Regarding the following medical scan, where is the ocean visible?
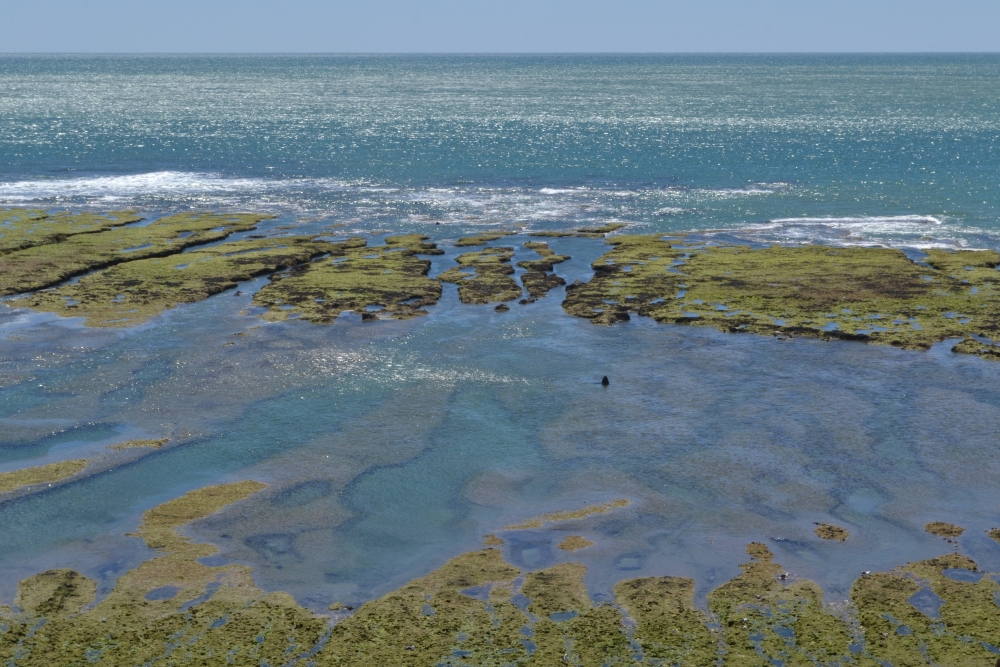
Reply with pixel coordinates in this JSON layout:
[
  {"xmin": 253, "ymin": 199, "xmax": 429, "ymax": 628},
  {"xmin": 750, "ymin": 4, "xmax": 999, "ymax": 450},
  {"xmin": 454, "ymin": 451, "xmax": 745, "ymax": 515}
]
[{"xmin": 1, "ymin": 54, "xmax": 999, "ymax": 610}]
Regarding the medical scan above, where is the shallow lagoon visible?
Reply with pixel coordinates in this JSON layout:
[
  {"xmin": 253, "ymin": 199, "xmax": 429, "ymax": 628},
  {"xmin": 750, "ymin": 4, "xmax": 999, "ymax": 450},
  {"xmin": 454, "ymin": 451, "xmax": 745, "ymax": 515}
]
[{"xmin": 3, "ymin": 232, "xmax": 999, "ymax": 614}]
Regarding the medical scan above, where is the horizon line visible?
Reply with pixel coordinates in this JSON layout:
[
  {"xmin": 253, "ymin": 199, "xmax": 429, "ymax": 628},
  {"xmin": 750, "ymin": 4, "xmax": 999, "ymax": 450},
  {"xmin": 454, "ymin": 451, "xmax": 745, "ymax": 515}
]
[{"xmin": 2, "ymin": 51, "xmax": 1000, "ymax": 56}]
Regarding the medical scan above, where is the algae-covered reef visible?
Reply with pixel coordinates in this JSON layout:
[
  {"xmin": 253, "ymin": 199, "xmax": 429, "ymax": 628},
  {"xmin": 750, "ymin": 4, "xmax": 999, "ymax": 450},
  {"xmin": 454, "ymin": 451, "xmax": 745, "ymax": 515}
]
[
  {"xmin": 438, "ymin": 246, "xmax": 523, "ymax": 304},
  {"xmin": 529, "ymin": 223, "xmax": 626, "ymax": 238},
  {"xmin": 6, "ymin": 497, "xmax": 1000, "ymax": 667},
  {"xmin": 455, "ymin": 231, "xmax": 516, "ymax": 247},
  {"xmin": 563, "ymin": 234, "xmax": 1000, "ymax": 359},
  {"xmin": 0, "ymin": 481, "xmax": 329, "ymax": 667},
  {"xmin": 0, "ymin": 208, "xmax": 141, "ymax": 254},
  {"xmin": 519, "ymin": 241, "xmax": 570, "ymax": 299},
  {"xmin": 253, "ymin": 235, "xmax": 444, "ymax": 323},
  {"xmin": 0, "ymin": 212, "xmax": 269, "ymax": 297},
  {"xmin": 0, "ymin": 459, "xmax": 89, "ymax": 495},
  {"xmin": 14, "ymin": 237, "xmax": 330, "ymax": 327}
]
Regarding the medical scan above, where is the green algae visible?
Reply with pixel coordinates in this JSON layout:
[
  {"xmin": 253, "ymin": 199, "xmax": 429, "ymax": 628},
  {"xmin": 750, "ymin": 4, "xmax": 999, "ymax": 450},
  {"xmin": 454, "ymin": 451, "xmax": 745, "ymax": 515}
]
[
  {"xmin": 814, "ymin": 522, "xmax": 850, "ymax": 541},
  {"xmin": 15, "ymin": 570, "xmax": 96, "ymax": 618},
  {"xmin": 503, "ymin": 498, "xmax": 630, "ymax": 530},
  {"xmin": 925, "ymin": 521, "xmax": 964, "ymax": 538},
  {"xmin": 0, "ymin": 212, "xmax": 269, "ymax": 298},
  {"xmin": 455, "ymin": 231, "xmax": 516, "ymax": 247},
  {"xmin": 0, "ymin": 480, "xmax": 331, "ymax": 667},
  {"xmin": 253, "ymin": 235, "xmax": 443, "ymax": 323},
  {"xmin": 519, "ymin": 241, "xmax": 570, "ymax": 299},
  {"xmin": 614, "ymin": 576, "xmax": 717, "ymax": 666},
  {"xmin": 529, "ymin": 223, "xmax": 626, "ymax": 238},
  {"xmin": 108, "ymin": 438, "xmax": 170, "ymax": 450},
  {"xmin": 0, "ymin": 459, "xmax": 89, "ymax": 495},
  {"xmin": 5, "ymin": 509, "xmax": 1000, "ymax": 667},
  {"xmin": 438, "ymin": 246, "xmax": 523, "ymax": 304},
  {"xmin": 563, "ymin": 235, "xmax": 1000, "ymax": 358},
  {"xmin": 557, "ymin": 536, "xmax": 594, "ymax": 552},
  {"xmin": 0, "ymin": 208, "xmax": 141, "ymax": 254},
  {"xmin": 14, "ymin": 236, "xmax": 329, "ymax": 327}
]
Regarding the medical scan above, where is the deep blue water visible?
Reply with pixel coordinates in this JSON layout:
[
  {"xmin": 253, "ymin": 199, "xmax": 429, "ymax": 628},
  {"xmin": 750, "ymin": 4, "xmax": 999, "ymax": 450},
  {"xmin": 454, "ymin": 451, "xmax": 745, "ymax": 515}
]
[{"xmin": 1, "ymin": 55, "xmax": 1000, "ymax": 609}]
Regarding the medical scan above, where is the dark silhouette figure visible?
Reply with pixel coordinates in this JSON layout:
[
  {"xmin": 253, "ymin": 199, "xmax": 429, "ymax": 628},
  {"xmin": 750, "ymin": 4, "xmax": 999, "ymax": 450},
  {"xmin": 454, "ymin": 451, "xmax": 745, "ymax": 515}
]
[{"xmin": 601, "ymin": 376, "xmax": 609, "ymax": 386}]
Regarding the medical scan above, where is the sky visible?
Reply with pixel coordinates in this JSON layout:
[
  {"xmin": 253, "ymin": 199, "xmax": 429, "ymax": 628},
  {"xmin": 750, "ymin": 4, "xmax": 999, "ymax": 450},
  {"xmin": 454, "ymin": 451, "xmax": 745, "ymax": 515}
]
[{"xmin": 4, "ymin": 0, "xmax": 1000, "ymax": 54}]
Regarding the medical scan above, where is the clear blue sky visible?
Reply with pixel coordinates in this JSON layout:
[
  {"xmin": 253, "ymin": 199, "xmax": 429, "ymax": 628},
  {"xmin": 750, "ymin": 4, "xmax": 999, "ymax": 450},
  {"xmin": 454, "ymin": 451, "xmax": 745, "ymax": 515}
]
[{"xmin": 4, "ymin": 0, "xmax": 1000, "ymax": 53}]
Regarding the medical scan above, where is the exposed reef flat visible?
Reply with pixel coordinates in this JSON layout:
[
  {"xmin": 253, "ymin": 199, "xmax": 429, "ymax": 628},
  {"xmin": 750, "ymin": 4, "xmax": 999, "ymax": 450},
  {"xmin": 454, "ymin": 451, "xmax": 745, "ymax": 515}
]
[
  {"xmin": 529, "ymin": 222, "xmax": 626, "ymax": 238},
  {"xmin": 455, "ymin": 231, "xmax": 516, "ymax": 247},
  {"xmin": 5, "ymin": 208, "xmax": 1000, "ymax": 365},
  {"xmin": 563, "ymin": 234, "xmax": 1000, "ymax": 359},
  {"xmin": 503, "ymin": 498, "xmax": 630, "ymax": 530},
  {"xmin": 0, "ymin": 459, "xmax": 89, "ymax": 496},
  {"xmin": 0, "ymin": 208, "xmax": 140, "ymax": 254},
  {"xmin": 253, "ymin": 234, "xmax": 443, "ymax": 323},
  {"xmin": 518, "ymin": 241, "xmax": 570, "ymax": 299},
  {"xmin": 3, "ymin": 489, "xmax": 999, "ymax": 666},
  {"xmin": 108, "ymin": 438, "xmax": 170, "ymax": 450},
  {"xmin": 0, "ymin": 212, "xmax": 269, "ymax": 297},
  {"xmin": 814, "ymin": 522, "xmax": 850, "ymax": 541},
  {"xmin": 14, "ymin": 237, "xmax": 330, "ymax": 327},
  {"xmin": 438, "ymin": 246, "xmax": 524, "ymax": 304}
]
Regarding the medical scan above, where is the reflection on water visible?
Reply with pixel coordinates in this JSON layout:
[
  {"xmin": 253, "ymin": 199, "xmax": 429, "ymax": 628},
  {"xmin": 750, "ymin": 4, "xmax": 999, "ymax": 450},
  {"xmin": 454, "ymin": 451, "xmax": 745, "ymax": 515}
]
[{"xmin": 2, "ymin": 236, "xmax": 1000, "ymax": 610}]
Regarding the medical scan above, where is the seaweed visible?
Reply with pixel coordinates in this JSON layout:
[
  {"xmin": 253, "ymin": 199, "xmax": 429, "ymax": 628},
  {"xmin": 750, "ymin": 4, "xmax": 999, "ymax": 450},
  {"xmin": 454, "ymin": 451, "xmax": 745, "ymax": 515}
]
[
  {"xmin": 529, "ymin": 223, "xmax": 626, "ymax": 238},
  {"xmin": 0, "ymin": 208, "xmax": 141, "ymax": 254},
  {"xmin": 455, "ymin": 231, "xmax": 516, "ymax": 247},
  {"xmin": 438, "ymin": 246, "xmax": 523, "ymax": 304},
  {"xmin": 814, "ymin": 522, "xmax": 850, "ymax": 541},
  {"xmin": 563, "ymin": 235, "xmax": 1000, "ymax": 359},
  {"xmin": 108, "ymin": 438, "xmax": 170, "ymax": 450},
  {"xmin": 14, "ymin": 237, "xmax": 329, "ymax": 327},
  {"xmin": 519, "ymin": 241, "xmax": 570, "ymax": 299},
  {"xmin": 926, "ymin": 522, "xmax": 964, "ymax": 538},
  {"xmin": 5, "ymin": 518, "xmax": 1000, "ymax": 667},
  {"xmin": 614, "ymin": 576, "xmax": 717, "ymax": 665},
  {"xmin": 253, "ymin": 235, "xmax": 443, "ymax": 323},
  {"xmin": 0, "ymin": 212, "xmax": 270, "ymax": 297},
  {"xmin": 0, "ymin": 481, "xmax": 329, "ymax": 667},
  {"xmin": 0, "ymin": 459, "xmax": 89, "ymax": 495},
  {"xmin": 15, "ymin": 570, "xmax": 96, "ymax": 618},
  {"xmin": 558, "ymin": 536, "xmax": 594, "ymax": 552},
  {"xmin": 503, "ymin": 498, "xmax": 629, "ymax": 530}
]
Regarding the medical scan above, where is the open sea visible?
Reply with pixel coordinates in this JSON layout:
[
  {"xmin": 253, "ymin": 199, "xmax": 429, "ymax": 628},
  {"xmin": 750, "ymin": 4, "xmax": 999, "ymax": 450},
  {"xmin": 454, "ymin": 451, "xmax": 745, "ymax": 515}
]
[{"xmin": 2, "ymin": 54, "xmax": 1000, "ymax": 609}]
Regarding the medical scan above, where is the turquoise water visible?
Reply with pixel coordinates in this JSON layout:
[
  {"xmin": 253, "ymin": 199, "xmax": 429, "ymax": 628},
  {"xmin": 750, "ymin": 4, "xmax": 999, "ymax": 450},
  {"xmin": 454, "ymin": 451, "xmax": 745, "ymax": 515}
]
[{"xmin": 2, "ymin": 55, "xmax": 1000, "ymax": 608}]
